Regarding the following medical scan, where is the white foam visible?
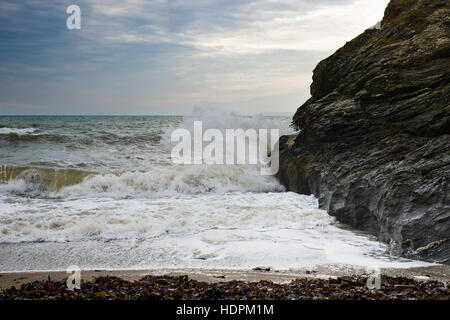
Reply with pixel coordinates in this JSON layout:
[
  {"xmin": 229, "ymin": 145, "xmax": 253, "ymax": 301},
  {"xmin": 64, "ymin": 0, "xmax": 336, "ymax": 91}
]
[
  {"xmin": 0, "ymin": 127, "xmax": 38, "ymax": 135},
  {"xmin": 0, "ymin": 192, "xmax": 434, "ymax": 271},
  {"xmin": 0, "ymin": 192, "xmax": 319, "ymax": 243},
  {"xmin": 55, "ymin": 165, "xmax": 284, "ymax": 199}
]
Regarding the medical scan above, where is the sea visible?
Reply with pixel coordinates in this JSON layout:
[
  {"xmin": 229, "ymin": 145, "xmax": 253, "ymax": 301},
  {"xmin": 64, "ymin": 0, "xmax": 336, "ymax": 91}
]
[{"xmin": 0, "ymin": 114, "xmax": 433, "ymax": 272}]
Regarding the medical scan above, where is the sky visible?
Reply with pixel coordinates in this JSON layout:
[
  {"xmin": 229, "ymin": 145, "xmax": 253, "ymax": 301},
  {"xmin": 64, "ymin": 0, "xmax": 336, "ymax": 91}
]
[{"xmin": 0, "ymin": 0, "xmax": 390, "ymax": 115}]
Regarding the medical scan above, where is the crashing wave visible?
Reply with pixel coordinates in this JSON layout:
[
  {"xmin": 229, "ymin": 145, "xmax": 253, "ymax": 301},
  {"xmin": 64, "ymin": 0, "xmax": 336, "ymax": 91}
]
[
  {"xmin": 0, "ymin": 127, "xmax": 39, "ymax": 135},
  {"xmin": 0, "ymin": 165, "xmax": 285, "ymax": 198}
]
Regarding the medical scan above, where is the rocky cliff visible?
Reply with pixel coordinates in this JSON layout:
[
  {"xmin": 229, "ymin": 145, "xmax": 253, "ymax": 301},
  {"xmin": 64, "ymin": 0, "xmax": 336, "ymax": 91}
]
[{"xmin": 278, "ymin": 0, "xmax": 450, "ymax": 264}]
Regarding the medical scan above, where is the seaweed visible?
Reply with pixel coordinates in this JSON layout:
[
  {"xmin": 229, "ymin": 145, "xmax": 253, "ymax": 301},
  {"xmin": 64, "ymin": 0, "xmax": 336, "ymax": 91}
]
[{"xmin": 0, "ymin": 275, "xmax": 448, "ymax": 300}]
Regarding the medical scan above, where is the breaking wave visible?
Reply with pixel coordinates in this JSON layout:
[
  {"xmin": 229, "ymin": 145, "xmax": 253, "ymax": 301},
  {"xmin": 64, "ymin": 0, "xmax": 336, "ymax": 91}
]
[
  {"xmin": 0, "ymin": 165, "xmax": 285, "ymax": 199},
  {"xmin": 0, "ymin": 127, "xmax": 40, "ymax": 135},
  {"xmin": 0, "ymin": 113, "xmax": 290, "ymax": 198}
]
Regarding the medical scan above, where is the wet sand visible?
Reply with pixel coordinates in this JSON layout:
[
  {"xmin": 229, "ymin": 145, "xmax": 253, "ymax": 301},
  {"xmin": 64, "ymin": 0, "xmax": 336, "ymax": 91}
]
[{"xmin": 1, "ymin": 265, "xmax": 449, "ymax": 289}]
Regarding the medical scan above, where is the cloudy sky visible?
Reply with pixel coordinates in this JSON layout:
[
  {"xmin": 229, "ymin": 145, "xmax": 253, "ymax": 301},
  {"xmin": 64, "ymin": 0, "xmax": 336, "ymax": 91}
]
[{"xmin": 0, "ymin": 0, "xmax": 389, "ymax": 115}]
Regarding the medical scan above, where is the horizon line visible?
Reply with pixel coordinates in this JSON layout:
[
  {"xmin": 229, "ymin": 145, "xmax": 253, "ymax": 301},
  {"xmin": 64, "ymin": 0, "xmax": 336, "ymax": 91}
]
[{"xmin": 0, "ymin": 113, "xmax": 293, "ymax": 117}]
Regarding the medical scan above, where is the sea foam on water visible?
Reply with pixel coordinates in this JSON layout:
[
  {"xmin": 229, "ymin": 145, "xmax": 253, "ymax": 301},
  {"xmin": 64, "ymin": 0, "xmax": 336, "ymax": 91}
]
[{"xmin": 0, "ymin": 115, "xmax": 435, "ymax": 272}]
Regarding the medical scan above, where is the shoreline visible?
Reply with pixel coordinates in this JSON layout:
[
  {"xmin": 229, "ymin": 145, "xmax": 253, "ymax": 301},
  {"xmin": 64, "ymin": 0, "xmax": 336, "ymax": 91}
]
[{"xmin": 1, "ymin": 265, "xmax": 449, "ymax": 290}]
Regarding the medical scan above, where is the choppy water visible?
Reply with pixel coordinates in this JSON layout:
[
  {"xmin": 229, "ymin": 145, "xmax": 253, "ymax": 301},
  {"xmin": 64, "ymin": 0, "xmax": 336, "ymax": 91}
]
[{"xmin": 0, "ymin": 115, "xmax": 433, "ymax": 272}]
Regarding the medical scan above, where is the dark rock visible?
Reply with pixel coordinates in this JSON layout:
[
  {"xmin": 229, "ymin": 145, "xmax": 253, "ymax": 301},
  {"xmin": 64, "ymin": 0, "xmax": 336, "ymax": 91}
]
[
  {"xmin": 252, "ymin": 267, "xmax": 271, "ymax": 272},
  {"xmin": 277, "ymin": 0, "xmax": 450, "ymax": 264}
]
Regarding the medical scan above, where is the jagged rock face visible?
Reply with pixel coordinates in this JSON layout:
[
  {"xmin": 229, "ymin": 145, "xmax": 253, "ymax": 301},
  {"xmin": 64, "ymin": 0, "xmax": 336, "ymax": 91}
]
[{"xmin": 278, "ymin": 0, "xmax": 450, "ymax": 264}]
